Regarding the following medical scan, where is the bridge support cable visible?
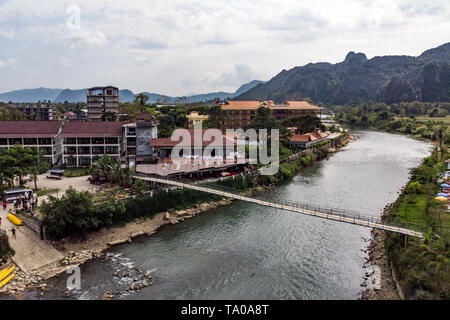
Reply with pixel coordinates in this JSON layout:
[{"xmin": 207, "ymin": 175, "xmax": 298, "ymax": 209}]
[{"xmin": 133, "ymin": 176, "xmax": 424, "ymax": 238}]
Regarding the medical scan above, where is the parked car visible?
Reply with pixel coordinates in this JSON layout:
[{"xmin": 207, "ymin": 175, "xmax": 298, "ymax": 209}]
[{"xmin": 46, "ymin": 169, "xmax": 65, "ymax": 180}]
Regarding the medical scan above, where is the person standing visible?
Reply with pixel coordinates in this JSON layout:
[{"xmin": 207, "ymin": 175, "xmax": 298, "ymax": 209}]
[
  {"xmin": 2, "ymin": 200, "xmax": 6, "ymax": 211},
  {"xmin": 0, "ymin": 217, "xmax": 2, "ymax": 227},
  {"xmin": 10, "ymin": 228, "xmax": 16, "ymax": 239}
]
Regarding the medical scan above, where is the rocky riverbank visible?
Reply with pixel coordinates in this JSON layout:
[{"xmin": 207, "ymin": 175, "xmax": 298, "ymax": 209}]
[
  {"xmin": 0, "ymin": 198, "xmax": 234, "ymax": 297},
  {"xmin": 360, "ymin": 202, "xmax": 401, "ymax": 300},
  {"xmin": 1, "ymin": 133, "xmax": 353, "ymax": 298}
]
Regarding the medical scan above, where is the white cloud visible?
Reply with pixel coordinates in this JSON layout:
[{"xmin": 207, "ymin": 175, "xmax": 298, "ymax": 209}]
[
  {"xmin": 61, "ymin": 30, "xmax": 107, "ymax": 49},
  {"xmin": 0, "ymin": 58, "xmax": 16, "ymax": 68},
  {"xmin": 202, "ymin": 64, "xmax": 262, "ymax": 87},
  {"xmin": 0, "ymin": 28, "xmax": 15, "ymax": 38},
  {"xmin": 0, "ymin": 0, "xmax": 448, "ymax": 94}
]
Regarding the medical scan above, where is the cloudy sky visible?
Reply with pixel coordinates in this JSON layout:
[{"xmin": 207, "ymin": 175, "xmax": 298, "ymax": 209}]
[{"xmin": 0, "ymin": 0, "xmax": 449, "ymax": 96}]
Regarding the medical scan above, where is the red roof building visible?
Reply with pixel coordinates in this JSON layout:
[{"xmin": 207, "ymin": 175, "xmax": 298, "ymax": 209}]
[
  {"xmin": 0, "ymin": 120, "xmax": 62, "ymax": 138},
  {"xmin": 0, "ymin": 120, "xmax": 63, "ymax": 164},
  {"xmin": 221, "ymin": 100, "xmax": 323, "ymax": 129},
  {"xmin": 289, "ymin": 130, "xmax": 329, "ymax": 149},
  {"xmin": 150, "ymin": 129, "xmax": 236, "ymax": 159},
  {"xmin": 60, "ymin": 121, "xmax": 125, "ymax": 137}
]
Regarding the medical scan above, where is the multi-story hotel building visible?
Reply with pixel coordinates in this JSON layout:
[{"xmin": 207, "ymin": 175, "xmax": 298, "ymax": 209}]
[
  {"xmin": 5, "ymin": 103, "xmax": 55, "ymax": 120},
  {"xmin": 123, "ymin": 113, "xmax": 158, "ymax": 160},
  {"xmin": 61, "ymin": 122, "xmax": 124, "ymax": 167},
  {"xmin": 0, "ymin": 120, "xmax": 63, "ymax": 165},
  {"xmin": 87, "ymin": 86, "xmax": 119, "ymax": 121},
  {"xmin": 221, "ymin": 100, "xmax": 323, "ymax": 129},
  {"xmin": 0, "ymin": 115, "xmax": 159, "ymax": 167}
]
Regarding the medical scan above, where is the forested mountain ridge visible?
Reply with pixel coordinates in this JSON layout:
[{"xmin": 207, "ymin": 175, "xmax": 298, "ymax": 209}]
[{"xmin": 236, "ymin": 42, "xmax": 450, "ymax": 105}]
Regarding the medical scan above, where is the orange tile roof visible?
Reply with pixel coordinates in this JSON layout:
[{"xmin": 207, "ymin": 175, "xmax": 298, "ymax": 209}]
[
  {"xmin": 290, "ymin": 133, "xmax": 311, "ymax": 142},
  {"xmin": 283, "ymin": 101, "xmax": 322, "ymax": 110},
  {"xmin": 221, "ymin": 100, "xmax": 322, "ymax": 111},
  {"xmin": 221, "ymin": 101, "xmax": 262, "ymax": 110},
  {"xmin": 290, "ymin": 131, "xmax": 328, "ymax": 143}
]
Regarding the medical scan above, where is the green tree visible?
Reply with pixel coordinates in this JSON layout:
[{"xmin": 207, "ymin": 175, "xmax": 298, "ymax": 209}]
[
  {"xmin": 134, "ymin": 93, "xmax": 149, "ymax": 113},
  {"xmin": 205, "ymin": 105, "xmax": 229, "ymax": 130},
  {"xmin": 101, "ymin": 111, "xmax": 117, "ymax": 122},
  {"xmin": 40, "ymin": 187, "xmax": 103, "ymax": 239}
]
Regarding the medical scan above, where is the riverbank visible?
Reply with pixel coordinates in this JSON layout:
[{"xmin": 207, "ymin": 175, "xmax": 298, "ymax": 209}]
[
  {"xmin": 361, "ymin": 202, "xmax": 401, "ymax": 300},
  {"xmin": 0, "ymin": 197, "xmax": 236, "ymax": 297},
  {"xmin": 1, "ymin": 133, "xmax": 353, "ymax": 297},
  {"xmin": 363, "ymin": 147, "xmax": 450, "ymax": 300}
]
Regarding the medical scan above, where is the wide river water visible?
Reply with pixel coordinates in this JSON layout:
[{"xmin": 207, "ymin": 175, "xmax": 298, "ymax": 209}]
[{"xmin": 21, "ymin": 130, "xmax": 432, "ymax": 300}]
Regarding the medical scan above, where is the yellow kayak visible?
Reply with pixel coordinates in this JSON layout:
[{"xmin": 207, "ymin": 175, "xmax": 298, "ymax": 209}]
[
  {"xmin": 7, "ymin": 213, "xmax": 23, "ymax": 226},
  {"xmin": 0, "ymin": 273, "xmax": 15, "ymax": 289},
  {"xmin": 0, "ymin": 266, "xmax": 15, "ymax": 282}
]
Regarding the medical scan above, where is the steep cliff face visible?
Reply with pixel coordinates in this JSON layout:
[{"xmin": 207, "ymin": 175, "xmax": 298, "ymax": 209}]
[{"xmin": 236, "ymin": 43, "xmax": 450, "ymax": 104}]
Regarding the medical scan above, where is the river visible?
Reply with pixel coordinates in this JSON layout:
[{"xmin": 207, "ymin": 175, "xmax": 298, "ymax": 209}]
[{"xmin": 20, "ymin": 131, "xmax": 432, "ymax": 300}]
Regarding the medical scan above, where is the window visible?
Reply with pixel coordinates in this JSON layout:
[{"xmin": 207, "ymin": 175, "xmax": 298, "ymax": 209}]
[
  {"xmin": 127, "ymin": 137, "xmax": 136, "ymax": 146},
  {"xmin": 77, "ymin": 138, "xmax": 90, "ymax": 144},
  {"xmin": 106, "ymin": 146, "xmax": 118, "ymax": 154},
  {"xmin": 92, "ymin": 146, "xmax": 104, "ymax": 154},
  {"xmin": 92, "ymin": 137, "xmax": 104, "ymax": 144},
  {"xmin": 64, "ymin": 146, "xmax": 76, "ymax": 155},
  {"xmin": 38, "ymin": 138, "xmax": 51, "ymax": 145},
  {"xmin": 23, "ymin": 138, "xmax": 37, "ymax": 145},
  {"xmin": 79, "ymin": 157, "xmax": 91, "ymax": 167},
  {"xmin": 9, "ymin": 138, "xmax": 22, "ymax": 145},
  {"xmin": 64, "ymin": 138, "xmax": 77, "ymax": 144},
  {"xmin": 41, "ymin": 147, "xmax": 52, "ymax": 155},
  {"xmin": 78, "ymin": 146, "xmax": 90, "ymax": 155},
  {"xmin": 105, "ymin": 137, "xmax": 118, "ymax": 144},
  {"xmin": 65, "ymin": 156, "xmax": 77, "ymax": 166}
]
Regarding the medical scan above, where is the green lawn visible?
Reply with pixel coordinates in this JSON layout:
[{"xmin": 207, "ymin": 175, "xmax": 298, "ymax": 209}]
[
  {"xmin": 63, "ymin": 168, "xmax": 89, "ymax": 177},
  {"xmin": 36, "ymin": 188, "xmax": 59, "ymax": 197},
  {"xmin": 395, "ymin": 116, "xmax": 450, "ymax": 124}
]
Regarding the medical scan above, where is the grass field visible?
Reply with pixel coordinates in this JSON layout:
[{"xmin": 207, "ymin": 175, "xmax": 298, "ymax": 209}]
[
  {"xmin": 395, "ymin": 116, "xmax": 450, "ymax": 123},
  {"xmin": 63, "ymin": 167, "xmax": 89, "ymax": 177},
  {"xmin": 35, "ymin": 188, "xmax": 59, "ymax": 197}
]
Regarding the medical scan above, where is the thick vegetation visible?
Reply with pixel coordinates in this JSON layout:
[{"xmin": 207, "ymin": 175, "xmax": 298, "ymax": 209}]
[
  {"xmin": 0, "ymin": 144, "xmax": 50, "ymax": 192},
  {"xmin": 334, "ymin": 101, "xmax": 450, "ymax": 143},
  {"xmin": 384, "ymin": 150, "xmax": 450, "ymax": 299},
  {"xmin": 41, "ymin": 186, "xmax": 222, "ymax": 239}
]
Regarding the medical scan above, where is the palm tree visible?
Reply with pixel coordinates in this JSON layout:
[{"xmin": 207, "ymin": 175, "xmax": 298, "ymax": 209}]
[
  {"xmin": 134, "ymin": 94, "xmax": 149, "ymax": 113},
  {"xmin": 435, "ymin": 125, "xmax": 447, "ymax": 160}
]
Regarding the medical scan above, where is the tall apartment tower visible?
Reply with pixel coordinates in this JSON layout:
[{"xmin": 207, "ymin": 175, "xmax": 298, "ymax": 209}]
[{"xmin": 87, "ymin": 86, "xmax": 119, "ymax": 121}]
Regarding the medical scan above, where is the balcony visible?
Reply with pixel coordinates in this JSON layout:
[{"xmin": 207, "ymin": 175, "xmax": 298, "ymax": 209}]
[{"xmin": 92, "ymin": 138, "xmax": 105, "ymax": 145}]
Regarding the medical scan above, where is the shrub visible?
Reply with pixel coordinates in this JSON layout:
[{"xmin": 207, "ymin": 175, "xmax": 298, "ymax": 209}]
[{"xmin": 406, "ymin": 181, "xmax": 423, "ymax": 194}]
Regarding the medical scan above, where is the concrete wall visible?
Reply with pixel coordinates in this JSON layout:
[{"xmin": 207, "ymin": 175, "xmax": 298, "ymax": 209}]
[{"xmin": 136, "ymin": 125, "xmax": 157, "ymax": 157}]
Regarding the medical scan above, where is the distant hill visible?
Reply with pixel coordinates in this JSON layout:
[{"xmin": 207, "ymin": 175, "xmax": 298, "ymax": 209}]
[
  {"xmin": 53, "ymin": 89, "xmax": 136, "ymax": 103},
  {"xmin": 236, "ymin": 42, "xmax": 450, "ymax": 104},
  {"xmin": 0, "ymin": 87, "xmax": 63, "ymax": 103},
  {"xmin": 0, "ymin": 80, "xmax": 265, "ymax": 104}
]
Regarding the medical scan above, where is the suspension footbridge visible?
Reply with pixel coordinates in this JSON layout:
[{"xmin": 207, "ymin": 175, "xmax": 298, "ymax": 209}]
[{"xmin": 134, "ymin": 176, "xmax": 423, "ymax": 238}]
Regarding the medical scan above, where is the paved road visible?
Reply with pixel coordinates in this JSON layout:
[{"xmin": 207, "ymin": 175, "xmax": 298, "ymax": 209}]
[{"xmin": 0, "ymin": 203, "xmax": 63, "ymax": 272}]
